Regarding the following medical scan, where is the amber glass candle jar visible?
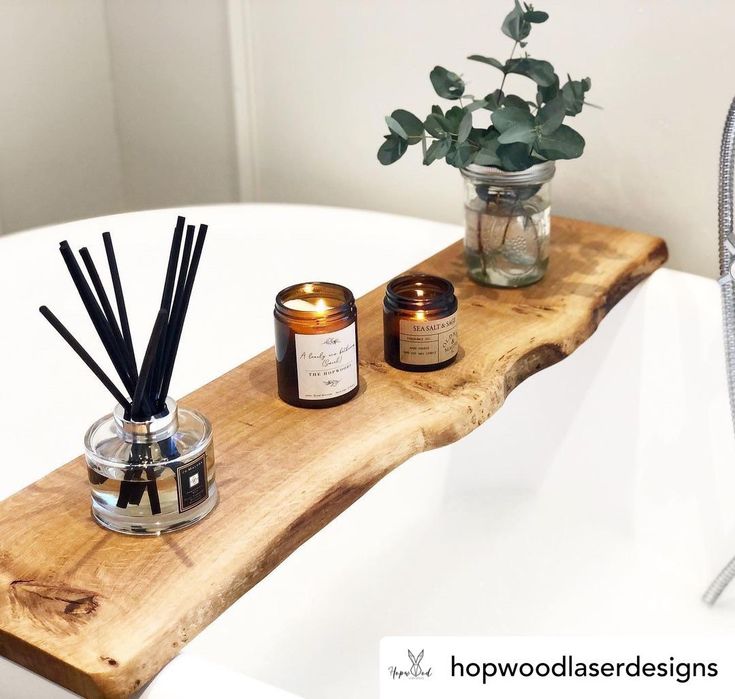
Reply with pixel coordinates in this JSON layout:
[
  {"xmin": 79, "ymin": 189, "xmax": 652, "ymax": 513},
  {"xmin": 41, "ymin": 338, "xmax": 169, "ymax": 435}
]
[
  {"xmin": 274, "ymin": 282, "xmax": 359, "ymax": 408},
  {"xmin": 383, "ymin": 274, "xmax": 459, "ymax": 372}
]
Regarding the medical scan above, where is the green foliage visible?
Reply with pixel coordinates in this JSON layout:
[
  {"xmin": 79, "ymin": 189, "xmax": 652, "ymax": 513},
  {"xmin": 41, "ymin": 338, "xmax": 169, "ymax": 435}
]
[
  {"xmin": 377, "ymin": 1, "xmax": 594, "ymax": 171},
  {"xmin": 429, "ymin": 66, "xmax": 465, "ymax": 100},
  {"xmin": 377, "ymin": 134, "xmax": 407, "ymax": 165}
]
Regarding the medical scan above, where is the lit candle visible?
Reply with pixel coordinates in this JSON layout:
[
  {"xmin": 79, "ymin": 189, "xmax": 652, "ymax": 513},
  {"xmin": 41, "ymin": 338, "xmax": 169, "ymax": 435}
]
[
  {"xmin": 283, "ymin": 297, "xmax": 333, "ymax": 313},
  {"xmin": 274, "ymin": 282, "xmax": 359, "ymax": 408},
  {"xmin": 383, "ymin": 274, "xmax": 458, "ymax": 371}
]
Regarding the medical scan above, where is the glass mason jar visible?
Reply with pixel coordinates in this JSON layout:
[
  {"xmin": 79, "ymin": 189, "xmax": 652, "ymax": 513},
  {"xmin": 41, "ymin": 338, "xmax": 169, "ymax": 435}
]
[
  {"xmin": 84, "ymin": 397, "xmax": 217, "ymax": 535},
  {"xmin": 461, "ymin": 161, "xmax": 554, "ymax": 287}
]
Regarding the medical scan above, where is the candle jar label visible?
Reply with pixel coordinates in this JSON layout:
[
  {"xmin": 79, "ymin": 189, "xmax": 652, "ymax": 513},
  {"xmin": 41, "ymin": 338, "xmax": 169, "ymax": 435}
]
[
  {"xmin": 294, "ymin": 323, "xmax": 358, "ymax": 400},
  {"xmin": 399, "ymin": 312, "xmax": 458, "ymax": 366}
]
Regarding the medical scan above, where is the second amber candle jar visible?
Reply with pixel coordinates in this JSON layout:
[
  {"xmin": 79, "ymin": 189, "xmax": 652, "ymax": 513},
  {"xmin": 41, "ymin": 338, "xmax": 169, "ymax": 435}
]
[
  {"xmin": 274, "ymin": 282, "xmax": 359, "ymax": 408},
  {"xmin": 383, "ymin": 274, "xmax": 459, "ymax": 371}
]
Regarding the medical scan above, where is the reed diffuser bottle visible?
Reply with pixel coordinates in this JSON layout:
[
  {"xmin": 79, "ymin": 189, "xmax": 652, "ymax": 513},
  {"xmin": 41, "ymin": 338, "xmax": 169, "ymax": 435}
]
[
  {"xmin": 40, "ymin": 215, "xmax": 218, "ymax": 535},
  {"xmin": 85, "ymin": 398, "xmax": 216, "ymax": 535}
]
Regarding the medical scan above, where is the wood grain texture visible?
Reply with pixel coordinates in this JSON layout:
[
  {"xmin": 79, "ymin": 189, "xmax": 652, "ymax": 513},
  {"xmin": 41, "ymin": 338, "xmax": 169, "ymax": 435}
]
[{"xmin": 0, "ymin": 218, "xmax": 667, "ymax": 697}]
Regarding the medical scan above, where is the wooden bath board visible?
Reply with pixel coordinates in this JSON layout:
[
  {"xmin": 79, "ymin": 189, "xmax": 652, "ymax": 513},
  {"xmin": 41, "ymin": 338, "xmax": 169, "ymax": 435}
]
[{"xmin": 0, "ymin": 217, "xmax": 667, "ymax": 697}]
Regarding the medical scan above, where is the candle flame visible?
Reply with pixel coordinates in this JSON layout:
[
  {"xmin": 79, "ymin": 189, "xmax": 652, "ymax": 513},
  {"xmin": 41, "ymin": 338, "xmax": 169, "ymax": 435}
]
[
  {"xmin": 415, "ymin": 310, "xmax": 426, "ymax": 321},
  {"xmin": 315, "ymin": 298, "xmax": 328, "ymax": 312}
]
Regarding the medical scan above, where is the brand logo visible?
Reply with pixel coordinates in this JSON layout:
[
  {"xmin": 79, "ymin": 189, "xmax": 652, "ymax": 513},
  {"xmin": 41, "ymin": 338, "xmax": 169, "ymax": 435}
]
[{"xmin": 389, "ymin": 649, "xmax": 432, "ymax": 680}]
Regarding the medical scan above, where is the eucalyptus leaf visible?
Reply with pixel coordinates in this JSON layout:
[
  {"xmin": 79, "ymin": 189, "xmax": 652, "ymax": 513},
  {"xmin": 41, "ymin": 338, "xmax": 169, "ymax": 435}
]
[
  {"xmin": 468, "ymin": 127, "xmax": 486, "ymax": 144},
  {"xmin": 524, "ymin": 10, "xmax": 549, "ymax": 22},
  {"xmin": 497, "ymin": 123, "xmax": 537, "ymax": 145},
  {"xmin": 476, "ymin": 127, "xmax": 501, "ymax": 147},
  {"xmin": 424, "ymin": 114, "xmax": 448, "ymax": 138},
  {"xmin": 502, "ymin": 0, "xmax": 531, "ymax": 41},
  {"xmin": 491, "ymin": 105, "xmax": 534, "ymax": 132},
  {"xmin": 446, "ymin": 140, "xmax": 477, "ymax": 167},
  {"xmin": 423, "ymin": 138, "xmax": 452, "ymax": 165},
  {"xmin": 484, "ymin": 89, "xmax": 505, "ymax": 111},
  {"xmin": 537, "ymin": 74, "xmax": 560, "ymax": 103},
  {"xmin": 467, "ymin": 55, "xmax": 505, "ymax": 71},
  {"xmin": 535, "ymin": 123, "xmax": 585, "ymax": 159},
  {"xmin": 505, "ymin": 57, "xmax": 556, "ymax": 87},
  {"xmin": 561, "ymin": 76, "xmax": 592, "ymax": 116},
  {"xmin": 431, "ymin": 104, "xmax": 444, "ymax": 116},
  {"xmin": 501, "ymin": 94, "xmax": 531, "ymax": 111},
  {"xmin": 457, "ymin": 111, "xmax": 473, "ymax": 143},
  {"xmin": 385, "ymin": 115, "xmax": 408, "ymax": 140},
  {"xmin": 498, "ymin": 142, "xmax": 533, "ymax": 171},
  {"xmin": 391, "ymin": 109, "xmax": 425, "ymax": 144},
  {"xmin": 474, "ymin": 142, "xmax": 503, "ymax": 167},
  {"xmin": 536, "ymin": 95, "xmax": 565, "ymax": 135},
  {"xmin": 443, "ymin": 105, "xmax": 466, "ymax": 133},
  {"xmin": 429, "ymin": 65, "xmax": 465, "ymax": 100},
  {"xmin": 467, "ymin": 100, "xmax": 488, "ymax": 112},
  {"xmin": 377, "ymin": 134, "xmax": 408, "ymax": 165}
]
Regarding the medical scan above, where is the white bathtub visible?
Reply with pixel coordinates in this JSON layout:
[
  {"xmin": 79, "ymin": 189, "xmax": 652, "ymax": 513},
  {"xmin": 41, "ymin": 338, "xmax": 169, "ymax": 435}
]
[
  {"xmin": 2, "ymin": 207, "xmax": 731, "ymax": 698},
  {"xmin": 174, "ymin": 268, "xmax": 735, "ymax": 698}
]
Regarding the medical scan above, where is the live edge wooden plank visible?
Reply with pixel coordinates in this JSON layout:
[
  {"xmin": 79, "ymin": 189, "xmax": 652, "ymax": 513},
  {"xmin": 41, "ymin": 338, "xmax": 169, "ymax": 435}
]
[{"xmin": 0, "ymin": 217, "xmax": 667, "ymax": 698}]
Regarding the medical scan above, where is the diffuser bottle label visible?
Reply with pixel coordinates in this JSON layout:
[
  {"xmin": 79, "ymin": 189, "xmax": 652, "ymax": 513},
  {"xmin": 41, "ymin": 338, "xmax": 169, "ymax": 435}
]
[
  {"xmin": 176, "ymin": 454, "xmax": 209, "ymax": 512},
  {"xmin": 294, "ymin": 323, "xmax": 358, "ymax": 400},
  {"xmin": 399, "ymin": 312, "xmax": 458, "ymax": 365}
]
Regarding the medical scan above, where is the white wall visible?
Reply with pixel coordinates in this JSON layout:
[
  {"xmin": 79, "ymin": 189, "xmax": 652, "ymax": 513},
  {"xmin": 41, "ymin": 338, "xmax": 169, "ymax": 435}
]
[
  {"xmin": 243, "ymin": 0, "xmax": 735, "ymax": 277},
  {"xmin": 0, "ymin": 0, "xmax": 732, "ymax": 278},
  {"xmin": 104, "ymin": 0, "xmax": 239, "ymax": 211},
  {"xmin": 0, "ymin": 0, "xmax": 239, "ymax": 234},
  {"xmin": 0, "ymin": 0, "xmax": 123, "ymax": 233}
]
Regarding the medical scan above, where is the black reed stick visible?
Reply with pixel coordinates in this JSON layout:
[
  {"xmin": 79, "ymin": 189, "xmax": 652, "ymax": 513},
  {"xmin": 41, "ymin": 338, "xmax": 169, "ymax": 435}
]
[
  {"xmin": 169, "ymin": 225, "xmax": 195, "ymax": 327},
  {"xmin": 161, "ymin": 216, "xmax": 185, "ymax": 312},
  {"xmin": 102, "ymin": 232, "xmax": 137, "ymax": 378},
  {"xmin": 131, "ymin": 308, "xmax": 168, "ymax": 421},
  {"xmin": 79, "ymin": 247, "xmax": 135, "ymax": 380},
  {"xmin": 146, "ymin": 466, "xmax": 161, "ymax": 515},
  {"xmin": 157, "ymin": 224, "xmax": 207, "ymax": 407},
  {"xmin": 150, "ymin": 217, "xmax": 186, "ymax": 405},
  {"xmin": 123, "ymin": 307, "xmax": 168, "ymax": 506},
  {"xmin": 154, "ymin": 225, "xmax": 195, "ymax": 408},
  {"xmin": 39, "ymin": 306, "xmax": 131, "ymax": 412},
  {"xmin": 59, "ymin": 242, "xmax": 136, "ymax": 396}
]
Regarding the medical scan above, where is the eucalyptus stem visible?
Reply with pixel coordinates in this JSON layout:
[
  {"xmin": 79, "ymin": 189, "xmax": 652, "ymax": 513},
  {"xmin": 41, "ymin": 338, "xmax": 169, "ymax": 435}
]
[
  {"xmin": 498, "ymin": 40, "xmax": 518, "ymax": 95},
  {"xmin": 476, "ymin": 197, "xmax": 489, "ymax": 278},
  {"xmin": 500, "ymin": 213, "xmax": 514, "ymax": 247}
]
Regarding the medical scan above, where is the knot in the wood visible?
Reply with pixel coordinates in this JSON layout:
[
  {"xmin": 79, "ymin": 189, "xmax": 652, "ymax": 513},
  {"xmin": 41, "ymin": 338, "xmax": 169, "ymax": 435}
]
[{"xmin": 9, "ymin": 580, "xmax": 100, "ymax": 632}]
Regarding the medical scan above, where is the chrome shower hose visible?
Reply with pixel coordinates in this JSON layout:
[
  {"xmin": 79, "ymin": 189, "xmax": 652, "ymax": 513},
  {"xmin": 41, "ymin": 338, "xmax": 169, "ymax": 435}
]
[{"xmin": 703, "ymin": 95, "xmax": 735, "ymax": 606}]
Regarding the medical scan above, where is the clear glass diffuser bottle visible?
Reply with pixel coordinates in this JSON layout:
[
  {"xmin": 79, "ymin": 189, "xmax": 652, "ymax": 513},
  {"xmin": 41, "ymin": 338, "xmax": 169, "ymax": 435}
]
[
  {"xmin": 84, "ymin": 397, "xmax": 217, "ymax": 535},
  {"xmin": 462, "ymin": 161, "xmax": 554, "ymax": 287}
]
